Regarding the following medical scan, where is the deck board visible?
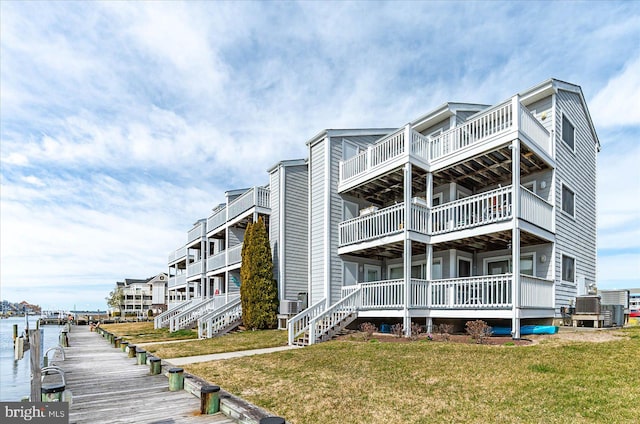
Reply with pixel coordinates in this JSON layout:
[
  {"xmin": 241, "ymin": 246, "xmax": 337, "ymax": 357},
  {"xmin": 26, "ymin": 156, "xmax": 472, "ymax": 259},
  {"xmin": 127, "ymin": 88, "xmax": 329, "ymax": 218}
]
[{"xmin": 61, "ymin": 326, "xmax": 235, "ymax": 424}]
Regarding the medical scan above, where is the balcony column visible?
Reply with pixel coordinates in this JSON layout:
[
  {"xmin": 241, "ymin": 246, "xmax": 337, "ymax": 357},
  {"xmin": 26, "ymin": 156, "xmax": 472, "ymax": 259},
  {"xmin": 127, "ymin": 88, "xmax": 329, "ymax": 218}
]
[
  {"xmin": 511, "ymin": 139, "xmax": 521, "ymax": 339},
  {"xmin": 403, "ymin": 162, "xmax": 412, "ymax": 337},
  {"xmin": 425, "ymin": 171, "xmax": 433, "ymax": 333}
]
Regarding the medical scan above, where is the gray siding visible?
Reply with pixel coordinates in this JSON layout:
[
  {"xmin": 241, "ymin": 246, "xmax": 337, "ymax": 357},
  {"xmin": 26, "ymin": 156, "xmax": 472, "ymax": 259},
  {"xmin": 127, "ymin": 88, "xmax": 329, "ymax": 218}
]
[
  {"xmin": 283, "ymin": 165, "xmax": 309, "ymax": 300},
  {"xmin": 456, "ymin": 110, "xmax": 479, "ymax": 123},
  {"xmin": 420, "ymin": 118, "xmax": 451, "ymax": 137},
  {"xmin": 553, "ymin": 89, "xmax": 598, "ymax": 310},
  {"xmin": 309, "ymin": 141, "xmax": 326, "ymax": 304},
  {"xmin": 269, "ymin": 170, "xmax": 280, "ymax": 285},
  {"xmin": 329, "ymin": 136, "xmax": 344, "ymax": 304},
  {"xmin": 526, "ymin": 96, "xmax": 553, "ymax": 133},
  {"xmin": 228, "ymin": 227, "xmax": 244, "ymax": 246}
]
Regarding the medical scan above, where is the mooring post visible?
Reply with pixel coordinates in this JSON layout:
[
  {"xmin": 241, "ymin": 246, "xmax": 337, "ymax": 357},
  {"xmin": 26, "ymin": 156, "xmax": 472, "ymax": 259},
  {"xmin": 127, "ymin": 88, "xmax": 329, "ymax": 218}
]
[
  {"xmin": 59, "ymin": 330, "xmax": 69, "ymax": 348},
  {"xmin": 260, "ymin": 417, "xmax": 286, "ymax": 424},
  {"xmin": 13, "ymin": 324, "xmax": 18, "ymax": 341},
  {"xmin": 114, "ymin": 337, "xmax": 121, "ymax": 349},
  {"xmin": 120, "ymin": 341, "xmax": 129, "ymax": 352},
  {"xmin": 168, "ymin": 367, "xmax": 184, "ymax": 391},
  {"xmin": 149, "ymin": 357, "xmax": 162, "ymax": 375},
  {"xmin": 200, "ymin": 385, "xmax": 221, "ymax": 414},
  {"xmin": 41, "ymin": 384, "xmax": 65, "ymax": 402},
  {"xmin": 127, "ymin": 344, "xmax": 136, "ymax": 359},
  {"xmin": 136, "ymin": 348, "xmax": 147, "ymax": 365}
]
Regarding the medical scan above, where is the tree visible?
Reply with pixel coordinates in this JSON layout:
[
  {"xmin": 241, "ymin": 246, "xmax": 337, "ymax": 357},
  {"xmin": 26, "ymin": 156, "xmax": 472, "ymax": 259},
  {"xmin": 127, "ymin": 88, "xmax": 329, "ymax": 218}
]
[
  {"xmin": 240, "ymin": 217, "xmax": 278, "ymax": 329},
  {"xmin": 105, "ymin": 287, "xmax": 123, "ymax": 312}
]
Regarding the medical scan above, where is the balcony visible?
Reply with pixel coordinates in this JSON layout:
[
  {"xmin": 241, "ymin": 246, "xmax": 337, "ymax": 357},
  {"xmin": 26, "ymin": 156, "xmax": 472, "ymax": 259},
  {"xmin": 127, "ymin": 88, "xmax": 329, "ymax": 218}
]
[
  {"xmin": 340, "ymin": 274, "xmax": 553, "ymax": 311},
  {"xmin": 187, "ymin": 260, "xmax": 205, "ymax": 277},
  {"xmin": 227, "ymin": 187, "xmax": 270, "ymax": 222},
  {"xmin": 168, "ymin": 246, "xmax": 187, "ymax": 264},
  {"xmin": 168, "ymin": 274, "xmax": 186, "ymax": 288},
  {"xmin": 227, "ymin": 243, "xmax": 243, "ymax": 266},
  {"xmin": 338, "ymin": 98, "xmax": 551, "ymax": 188},
  {"xmin": 187, "ymin": 221, "xmax": 206, "ymax": 245},
  {"xmin": 207, "ymin": 251, "xmax": 226, "ymax": 273},
  {"xmin": 207, "ymin": 206, "xmax": 227, "ymax": 233},
  {"xmin": 338, "ymin": 185, "xmax": 553, "ymax": 248}
]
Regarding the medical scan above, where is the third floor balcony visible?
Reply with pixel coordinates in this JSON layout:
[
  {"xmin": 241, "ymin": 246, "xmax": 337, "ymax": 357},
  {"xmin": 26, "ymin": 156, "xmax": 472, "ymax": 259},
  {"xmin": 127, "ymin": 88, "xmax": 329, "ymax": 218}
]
[{"xmin": 338, "ymin": 97, "xmax": 551, "ymax": 191}]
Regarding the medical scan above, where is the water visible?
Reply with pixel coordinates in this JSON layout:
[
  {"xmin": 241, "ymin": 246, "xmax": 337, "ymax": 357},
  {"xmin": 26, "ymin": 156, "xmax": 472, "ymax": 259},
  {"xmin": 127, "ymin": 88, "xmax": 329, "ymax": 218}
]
[{"xmin": 0, "ymin": 317, "xmax": 64, "ymax": 401}]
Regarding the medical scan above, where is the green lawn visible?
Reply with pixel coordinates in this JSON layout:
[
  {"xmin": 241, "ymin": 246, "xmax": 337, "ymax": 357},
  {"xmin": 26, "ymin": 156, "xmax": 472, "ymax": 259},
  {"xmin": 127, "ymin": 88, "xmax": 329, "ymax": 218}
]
[
  {"xmin": 144, "ymin": 329, "xmax": 288, "ymax": 358},
  {"xmin": 185, "ymin": 327, "xmax": 640, "ymax": 424},
  {"xmin": 101, "ymin": 322, "xmax": 197, "ymax": 344}
]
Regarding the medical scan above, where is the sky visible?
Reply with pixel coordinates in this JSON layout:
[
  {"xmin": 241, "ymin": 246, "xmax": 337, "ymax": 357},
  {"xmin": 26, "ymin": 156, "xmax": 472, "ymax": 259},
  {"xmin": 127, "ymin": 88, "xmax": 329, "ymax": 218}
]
[{"xmin": 1, "ymin": 1, "xmax": 639, "ymax": 311}]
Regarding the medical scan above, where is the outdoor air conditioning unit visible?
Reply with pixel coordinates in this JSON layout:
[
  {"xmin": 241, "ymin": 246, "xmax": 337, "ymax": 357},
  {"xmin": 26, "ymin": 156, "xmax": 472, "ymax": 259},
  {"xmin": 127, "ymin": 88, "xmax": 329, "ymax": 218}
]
[
  {"xmin": 279, "ymin": 300, "xmax": 301, "ymax": 315},
  {"xmin": 575, "ymin": 295, "xmax": 601, "ymax": 314}
]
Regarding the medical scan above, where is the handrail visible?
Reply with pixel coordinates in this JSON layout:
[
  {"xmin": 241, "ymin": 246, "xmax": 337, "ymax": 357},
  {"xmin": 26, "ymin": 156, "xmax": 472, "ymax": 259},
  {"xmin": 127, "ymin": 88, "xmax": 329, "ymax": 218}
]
[
  {"xmin": 308, "ymin": 288, "xmax": 360, "ymax": 345},
  {"xmin": 197, "ymin": 295, "xmax": 242, "ymax": 338},
  {"xmin": 169, "ymin": 295, "xmax": 228, "ymax": 332},
  {"xmin": 44, "ymin": 346, "xmax": 65, "ymax": 362},
  {"xmin": 287, "ymin": 298, "xmax": 327, "ymax": 346},
  {"xmin": 154, "ymin": 298, "xmax": 197, "ymax": 329},
  {"xmin": 41, "ymin": 366, "xmax": 66, "ymax": 386}
]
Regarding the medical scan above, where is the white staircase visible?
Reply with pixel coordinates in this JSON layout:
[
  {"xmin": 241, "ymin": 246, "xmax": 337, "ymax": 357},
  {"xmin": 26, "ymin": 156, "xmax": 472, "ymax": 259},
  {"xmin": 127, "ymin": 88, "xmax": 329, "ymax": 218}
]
[
  {"xmin": 169, "ymin": 295, "xmax": 231, "ymax": 332},
  {"xmin": 287, "ymin": 288, "xmax": 360, "ymax": 346},
  {"xmin": 197, "ymin": 295, "xmax": 242, "ymax": 338},
  {"xmin": 154, "ymin": 298, "xmax": 199, "ymax": 329}
]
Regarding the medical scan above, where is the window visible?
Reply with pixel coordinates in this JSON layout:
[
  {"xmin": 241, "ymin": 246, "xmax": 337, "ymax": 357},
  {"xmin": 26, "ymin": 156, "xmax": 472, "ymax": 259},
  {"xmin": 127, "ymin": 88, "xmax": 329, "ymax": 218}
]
[
  {"xmin": 562, "ymin": 115, "xmax": 575, "ymax": 150},
  {"xmin": 561, "ymin": 254, "xmax": 575, "ymax": 283},
  {"xmin": 432, "ymin": 193, "xmax": 443, "ymax": 206},
  {"xmin": 523, "ymin": 181, "xmax": 536, "ymax": 194},
  {"xmin": 561, "ymin": 184, "xmax": 575, "ymax": 217},
  {"xmin": 458, "ymin": 258, "xmax": 472, "ymax": 278},
  {"xmin": 343, "ymin": 262, "xmax": 358, "ymax": 286},
  {"xmin": 485, "ymin": 254, "xmax": 536, "ymax": 276}
]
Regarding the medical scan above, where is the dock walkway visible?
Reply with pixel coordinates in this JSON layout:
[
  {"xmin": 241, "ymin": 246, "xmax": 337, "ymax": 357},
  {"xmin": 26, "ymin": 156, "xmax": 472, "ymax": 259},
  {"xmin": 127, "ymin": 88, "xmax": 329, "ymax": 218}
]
[{"xmin": 63, "ymin": 325, "xmax": 235, "ymax": 424}]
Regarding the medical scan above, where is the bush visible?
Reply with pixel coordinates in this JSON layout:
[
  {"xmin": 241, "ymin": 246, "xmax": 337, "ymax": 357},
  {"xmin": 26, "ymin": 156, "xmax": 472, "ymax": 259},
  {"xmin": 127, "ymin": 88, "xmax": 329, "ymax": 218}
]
[
  {"xmin": 240, "ymin": 218, "xmax": 279, "ymax": 330},
  {"xmin": 391, "ymin": 323, "xmax": 404, "ymax": 338},
  {"xmin": 435, "ymin": 323, "xmax": 454, "ymax": 341},
  {"xmin": 410, "ymin": 322, "xmax": 423, "ymax": 341},
  {"xmin": 359, "ymin": 322, "xmax": 377, "ymax": 341},
  {"xmin": 465, "ymin": 320, "xmax": 493, "ymax": 344}
]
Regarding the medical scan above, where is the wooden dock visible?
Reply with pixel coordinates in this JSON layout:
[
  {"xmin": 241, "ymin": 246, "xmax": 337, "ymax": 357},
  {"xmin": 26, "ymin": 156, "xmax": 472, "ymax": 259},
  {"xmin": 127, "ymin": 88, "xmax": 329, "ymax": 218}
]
[{"xmin": 62, "ymin": 325, "xmax": 235, "ymax": 424}]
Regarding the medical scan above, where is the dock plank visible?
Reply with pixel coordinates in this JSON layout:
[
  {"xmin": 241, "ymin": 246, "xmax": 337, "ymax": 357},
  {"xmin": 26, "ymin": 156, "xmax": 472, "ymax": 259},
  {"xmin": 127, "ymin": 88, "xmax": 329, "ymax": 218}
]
[{"xmin": 62, "ymin": 326, "xmax": 234, "ymax": 424}]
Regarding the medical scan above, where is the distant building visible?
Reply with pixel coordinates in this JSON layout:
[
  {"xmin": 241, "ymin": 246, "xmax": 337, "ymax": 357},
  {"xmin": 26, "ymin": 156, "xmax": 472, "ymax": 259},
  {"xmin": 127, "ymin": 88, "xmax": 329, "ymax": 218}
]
[{"xmin": 114, "ymin": 273, "xmax": 167, "ymax": 317}]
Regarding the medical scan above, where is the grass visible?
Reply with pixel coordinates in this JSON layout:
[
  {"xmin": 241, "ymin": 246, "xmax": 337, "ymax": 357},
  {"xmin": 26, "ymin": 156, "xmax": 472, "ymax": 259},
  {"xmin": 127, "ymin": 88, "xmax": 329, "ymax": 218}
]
[
  {"xmin": 185, "ymin": 327, "xmax": 640, "ymax": 424},
  {"xmin": 144, "ymin": 329, "xmax": 288, "ymax": 358},
  {"xmin": 100, "ymin": 322, "xmax": 197, "ymax": 344}
]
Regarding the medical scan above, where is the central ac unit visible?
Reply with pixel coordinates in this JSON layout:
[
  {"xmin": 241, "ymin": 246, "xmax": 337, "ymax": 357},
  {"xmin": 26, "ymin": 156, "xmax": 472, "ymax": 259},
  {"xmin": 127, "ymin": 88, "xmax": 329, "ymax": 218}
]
[
  {"xmin": 575, "ymin": 295, "xmax": 601, "ymax": 314},
  {"xmin": 279, "ymin": 300, "xmax": 301, "ymax": 315}
]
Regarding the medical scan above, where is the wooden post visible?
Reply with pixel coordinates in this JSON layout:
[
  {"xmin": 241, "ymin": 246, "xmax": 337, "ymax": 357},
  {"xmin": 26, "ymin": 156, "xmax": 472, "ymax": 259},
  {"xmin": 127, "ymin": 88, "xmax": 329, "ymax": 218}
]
[
  {"xmin": 121, "ymin": 341, "xmax": 129, "ymax": 352},
  {"xmin": 200, "ymin": 385, "xmax": 220, "ymax": 414},
  {"xmin": 149, "ymin": 357, "xmax": 161, "ymax": 375},
  {"xmin": 59, "ymin": 330, "xmax": 69, "ymax": 347},
  {"xmin": 136, "ymin": 348, "xmax": 147, "ymax": 365},
  {"xmin": 168, "ymin": 367, "xmax": 184, "ymax": 391},
  {"xmin": 13, "ymin": 324, "xmax": 18, "ymax": 341},
  {"xmin": 29, "ymin": 329, "xmax": 42, "ymax": 402},
  {"xmin": 127, "ymin": 345, "xmax": 136, "ymax": 358},
  {"xmin": 114, "ymin": 337, "xmax": 121, "ymax": 348}
]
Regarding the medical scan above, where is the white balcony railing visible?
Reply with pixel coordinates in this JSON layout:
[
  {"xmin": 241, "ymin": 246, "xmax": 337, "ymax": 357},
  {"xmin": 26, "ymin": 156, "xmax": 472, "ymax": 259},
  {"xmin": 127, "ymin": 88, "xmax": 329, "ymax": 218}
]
[
  {"xmin": 288, "ymin": 298, "xmax": 328, "ymax": 345},
  {"xmin": 519, "ymin": 188, "xmax": 553, "ymax": 231},
  {"xmin": 431, "ymin": 186, "xmax": 513, "ymax": 235},
  {"xmin": 197, "ymin": 294, "xmax": 242, "ymax": 338},
  {"xmin": 207, "ymin": 206, "xmax": 227, "ymax": 233},
  {"xmin": 169, "ymin": 295, "xmax": 228, "ymax": 333},
  {"xmin": 187, "ymin": 260, "xmax": 205, "ymax": 277},
  {"xmin": 431, "ymin": 101, "xmax": 513, "ymax": 161},
  {"xmin": 360, "ymin": 280, "xmax": 404, "ymax": 309},
  {"xmin": 227, "ymin": 243, "xmax": 243, "ymax": 266},
  {"xmin": 168, "ymin": 246, "xmax": 187, "ymax": 264},
  {"xmin": 520, "ymin": 275, "xmax": 554, "ymax": 308},
  {"xmin": 339, "ymin": 203, "xmax": 404, "ymax": 246},
  {"xmin": 168, "ymin": 274, "xmax": 186, "ymax": 288},
  {"xmin": 187, "ymin": 222, "xmax": 206, "ymax": 245},
  {"xmin": 207, "ymin": 251, "xmax": 226, "ymax": 273},
  {"xmin": 430, "ymin": 274, "xmax": 513, "ymax": 309},
  {"xmin": 228, "ymin": 187, "xmax": 270, "ymax": 221},
  {"xmin": 338, "ymin": 99, "xmax": 551, "ymax": 186}
]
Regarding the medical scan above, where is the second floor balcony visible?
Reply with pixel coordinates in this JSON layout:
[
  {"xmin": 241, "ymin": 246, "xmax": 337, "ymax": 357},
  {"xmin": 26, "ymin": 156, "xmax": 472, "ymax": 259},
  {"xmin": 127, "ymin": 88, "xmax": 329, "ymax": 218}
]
[
  {"xmin": 206, "ymin": 243, "xmax": 244, "ymax": 274},
  {"xmin": 338, "ymin": 185, "xmax": 552, "ymax": 248},
  {"xmin": 206, "ymin": 186, "xmax": 270, "ymax": 234}
]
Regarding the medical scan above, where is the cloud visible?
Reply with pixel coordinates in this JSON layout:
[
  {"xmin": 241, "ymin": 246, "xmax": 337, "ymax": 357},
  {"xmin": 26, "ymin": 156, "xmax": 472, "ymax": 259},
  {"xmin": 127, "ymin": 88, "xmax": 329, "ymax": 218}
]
[{"xmin": 590, "ymin": 55, "xmax": 640, "ymax": 127}]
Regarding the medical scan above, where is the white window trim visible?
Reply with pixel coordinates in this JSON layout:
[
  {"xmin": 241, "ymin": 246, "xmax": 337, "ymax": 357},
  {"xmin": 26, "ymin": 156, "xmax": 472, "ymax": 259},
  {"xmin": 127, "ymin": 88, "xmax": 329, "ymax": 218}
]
[
  {"xmin": 457, "ymin": 257, "xmax": 472, "ymax": 278},
  {"xmin": 560, "ymin": 252, "xmax": 577, "ymax": 285},
  {"xmin": 342, "ymin": 199, "xmax": 359, "ymax": 221},
  {"xmin": 432, "ymin": 192, "xmax": 443, "ymax": 206},
  {"xmin": 560, "ymin": 181, "xmax": 577, "ymax": 219},
  {"xmin": 483, "ymin": 253, "xmax": 536, "ymax": 276},
  {"xmin": 387, "ymin": 264, "xmax": 403, "ymax": 280},
  {"xmin": 428, "ymin": 129, "xmax": 443, "ymax": 139},
  {"xmin": 561, "ymin": 112, "xmax": 576, "ymax": 153}
]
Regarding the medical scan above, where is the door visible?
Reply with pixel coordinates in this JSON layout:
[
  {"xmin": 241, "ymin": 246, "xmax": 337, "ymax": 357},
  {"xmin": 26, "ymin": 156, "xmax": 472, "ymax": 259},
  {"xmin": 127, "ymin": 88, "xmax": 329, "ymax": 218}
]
[
  {"xmin": 364, "ymin": 265, "xmax": 381, "ymax": 282},
  {"xmin": 432, "ymin": 258, "xmax": 443, "ymax": 280},
  {"xmin": 458, "ymin": 258, "xmax": 472, "ymax": 278}
]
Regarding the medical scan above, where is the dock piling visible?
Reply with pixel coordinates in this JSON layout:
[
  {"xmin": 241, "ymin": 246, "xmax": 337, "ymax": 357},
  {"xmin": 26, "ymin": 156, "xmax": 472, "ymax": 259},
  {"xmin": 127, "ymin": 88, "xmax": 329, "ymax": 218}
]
[
  {"xmin": 168, "ymin": 367, "xmax": 184, "ymax": 391},
  {"xmin": 136, "ymin": 348, "xmax": 147, "ymax": 365},
  {"xmin": 149, "ymin": 357, "xmax": 161, "ymax": 375}
]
